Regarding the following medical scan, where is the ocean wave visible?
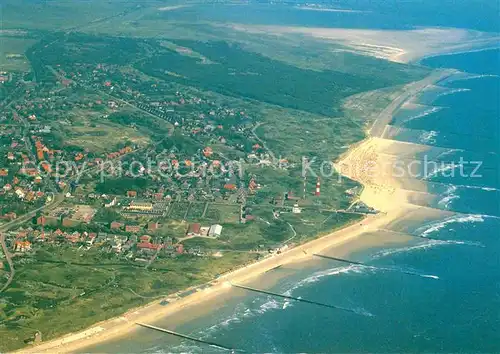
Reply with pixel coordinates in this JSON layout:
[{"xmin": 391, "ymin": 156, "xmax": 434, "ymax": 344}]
[
  {"xmin": 376, "ymin": 265, "xmax": 440, "ymax": 280},
  {"xmin": 423, "ymin": 163, "xmax": 460, "ymax": 180},
  {"xmin": 447, "ymin": 73, "xmax": 500, "ymax": 83},
  {"xmin": 294, "ymin": 264, "xmax": 373, "ymax": 287},
  {"xmin": 419, "ymin": 130, "xmax": 438, "ymax": 145},
  {"xmin": 415, "ymin": 214, "xmax": 486, "ymax": 238},
  {"xmin": 155, "ymin": 343, "xmax": 205, "ymax": 354},
  {"xmin": 437, "ymin": 194, "xmax": 460, "ymax": 209},
  {"xmin": 453, "ymin": 184, "xmax": 500, "ymax": 192},
  {"xmin": 436, "ymin": 87, "xmax": 471, "ymax": 98},
  {"xmin": 481, "ymin": 187, "xmax": 499, "ymax": 191},
  {"xmin": 434, "ymin": 148, "xmax": 464, "ymax": 160},
  {"xmin": 437, "ymin": 185, "xmax": 459, "ymax": 209},
  {"xmin": 373, "ymin": 239, "xmax": 482, "ymax": 258},
  {"xmin": 255, "ymin": 297, "xmax": 282, "ymax": 314},
  {"xmin": 420, "ymin": 274, "xmax": 440, "ymax": 280},
  {"xmin": 404, "ymin": 106, "xmax": 444, "ymax": 123}
]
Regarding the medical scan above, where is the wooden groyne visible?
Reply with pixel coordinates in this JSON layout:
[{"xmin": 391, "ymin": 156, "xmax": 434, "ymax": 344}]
[
  {"xmin": 136, "ymin": 323, "xmax": 239, "ymax": 352},
  {"xmin": 312, "ymin": 254, "xmax": 439, "ymax": 280},
  {"xmin": 231, "ymin": 283, "xmax": 361, "ymax": 314}
]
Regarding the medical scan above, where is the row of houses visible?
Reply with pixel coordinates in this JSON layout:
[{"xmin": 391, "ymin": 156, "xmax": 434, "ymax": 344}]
[
  {"xmin": 187, "ymin": 223, "xmax": 223, "ymax": 238},
  {"xmin": 110, "ymin": 221, "xmax": 161, "ymax": 233},
  {"xmin": 9, "ymin": 227, "xmax": 184, "ymax": 255}
]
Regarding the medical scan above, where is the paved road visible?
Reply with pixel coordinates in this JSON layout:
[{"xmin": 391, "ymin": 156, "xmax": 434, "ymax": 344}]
[
  {"xmin": 251, "ymin": 122, "xmax": 277, "ymax": 163},
  {"xmin": 0, "ymin": 235, "xmax": 15, "ymax": 293},
  {"xmin": 369, "ymin": 70, "xmax": 455, "ymax": 138},
  {"xmin": 0, "ymin": 190, "xmax": 66, "ymax": 293}
]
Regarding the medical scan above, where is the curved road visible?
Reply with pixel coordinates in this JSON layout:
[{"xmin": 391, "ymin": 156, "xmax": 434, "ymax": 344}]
[{"xmin": 369, "ymin": 69, "xmax": 455, "ymax": 138}]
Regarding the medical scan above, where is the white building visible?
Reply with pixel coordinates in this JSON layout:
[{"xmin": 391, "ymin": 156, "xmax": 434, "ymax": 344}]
[
  {"xmin": 208, "ymin": 224, "xmax": 223, "ymax": 238},
  {"xmin": 105, "ymin": 197, "xmax": 117, "ymax": 208}
]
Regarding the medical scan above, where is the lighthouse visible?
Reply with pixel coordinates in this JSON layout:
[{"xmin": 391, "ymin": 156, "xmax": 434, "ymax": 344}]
[{"xmin": 315, "ymin": 178, "xmax": 321, "ymax": 196}]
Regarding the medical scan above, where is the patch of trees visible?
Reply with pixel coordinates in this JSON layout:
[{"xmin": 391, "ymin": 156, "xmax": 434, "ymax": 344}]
[
  {"xmin": 95, "ymin": 177, "xmax": 152, "ymax": 195},
  {"xmin": 139, "ymin": 40, "xmax": 416, "ymax": 116}
]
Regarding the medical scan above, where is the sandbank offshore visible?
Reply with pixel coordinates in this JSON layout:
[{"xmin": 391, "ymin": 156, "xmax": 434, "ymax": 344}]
[{"xmin": 228, "ymin": 24, "xmax": 500, "ymax": 63}]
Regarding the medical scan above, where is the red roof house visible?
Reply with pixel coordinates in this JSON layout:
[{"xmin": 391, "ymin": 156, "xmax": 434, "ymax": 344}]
[
  {"xmin": 110, "ymin": 221, "xmax": 123, "ymax": 230},
  {"xmin": 148, "ymin": 222, "xmax": 160, "ymax": 232},
  {"xmin": 37, "ymin": 216, "xmax": 46, "ymax": 225},
  {"xmin": 187, "ymin": 223, "xmax": 201, "ymax": 236},
  {"xmin": 125, "ymin": 225, "xmax": 141, "ymax": 233}
]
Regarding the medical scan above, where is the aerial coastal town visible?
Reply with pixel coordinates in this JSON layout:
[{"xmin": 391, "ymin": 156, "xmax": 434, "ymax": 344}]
[
  {"xmin": 0, "ymin": 48, "xmax": 384, "ymax": 268},
  {"xmin": 0, "ymin": 60, "xmax": 373, "ymax": 259},
  {"xmin": 0, "ymin": 1, "xmax": 436, "ymax": 350}
]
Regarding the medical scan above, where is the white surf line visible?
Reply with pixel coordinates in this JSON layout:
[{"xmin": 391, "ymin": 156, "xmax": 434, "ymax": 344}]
[
  {"xmin": 376, "ymin": 228, "xmax": 440, "ymax": 241},
  {"xmin": 380, "ymin": 176, "xmax": 499, "ymax": 197},
  {"xmin": 293, "ymin": 6, "xmax": 368, "ymax": 13},
  {"xmin": 377, "ymin": 228, "xmax": 485, "ymax": 249},
  {"xmin": 383, "ymin": 124, "xmax": 498, "ymax": 141},
  {"xmin": 415, "ymin": 44, "xmax": 500, "ymax": 64},
  {"xmin": 377, "ymin": 153, "xmax": 499, "ymax": 171},
  {"xmin": 313, "ymin": 254, "xmax": 440, "ymax": 280}
]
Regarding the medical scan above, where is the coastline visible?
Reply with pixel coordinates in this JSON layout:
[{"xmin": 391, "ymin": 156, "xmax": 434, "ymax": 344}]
[
  {"xmin": 16, "ymin": 70, "xmax": 448, "ymax": 354},
  {"xmin": 20, "ymin": 212, "xmax": 407, "ymax": 354},
  {"xmin": 413, "ymin": 44, "xmax": 500, "ymax": 64}
]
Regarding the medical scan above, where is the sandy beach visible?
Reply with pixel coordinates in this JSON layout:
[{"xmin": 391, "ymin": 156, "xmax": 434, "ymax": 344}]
[
  {"xmin": 16, "ymin": 68, "xmax": 450, "ymax": 354},
  {"xmin": 20, "ymin": 211, "xmax": 409, "ymax": 354}
]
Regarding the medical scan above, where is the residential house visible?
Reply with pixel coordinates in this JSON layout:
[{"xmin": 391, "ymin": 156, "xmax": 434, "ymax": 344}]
[
  {"xmin": 137, "ymin": 242, "xmax": 162, "ymax": 252},
  {"xmin": 37, "ymin": 216, "xmax": 46, "ymax": 225},
  {"xmin": 65, "ymin": 232, "xmax": 81, "ymax": 243},
  {"xmin": 87, "ymin": 233, "xmax": 97, "ymax": 245},
  {"xmin": 148, "ymin": 222, "xmax": 160, "ymax": 232},
  {"xmin": 127, "ymin": 190, "xmax": 137, "ymax": 198},
  {"xmin": 110, "ymin": 221, "xmax": 123, "ymax": 230},
  {"xmin": 200, "ymin": 226, "xmax": 210, "ymax": 236},
  {"xmin": 14, "ymin": 241, "xmax": 31, "ymax": 252},
  {"xmin": 187, "ymin": 223, "xmax": 201, "ymax": 236},
  {"xmin": 125, "ymin": 225, "xmax": 142, "ymax": 233},
  {"xmin": 1, "ymin": 212, "xmax": 16, "ymax": 221}
]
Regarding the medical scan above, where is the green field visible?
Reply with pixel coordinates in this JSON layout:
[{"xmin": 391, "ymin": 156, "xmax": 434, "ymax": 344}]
[
  {"xmin": 0, "ymin": 246, "xmax": 258, "ymax": 351},
  {"xmin": 65, "ymin": 122, "xmax": 150, "ymax": 154},
  {"xmin": 0, "ymin": 0, "xmax": 146, "ymax": 30},
  {"xmin": 0, "ymin": 36, "xmax": 37, "ymax": 71}
]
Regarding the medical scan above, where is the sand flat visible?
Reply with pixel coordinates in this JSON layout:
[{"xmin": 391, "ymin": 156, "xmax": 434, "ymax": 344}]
[{"xmin": 228, "ymin": 24, "xmax": 500, "ymax": 63}]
